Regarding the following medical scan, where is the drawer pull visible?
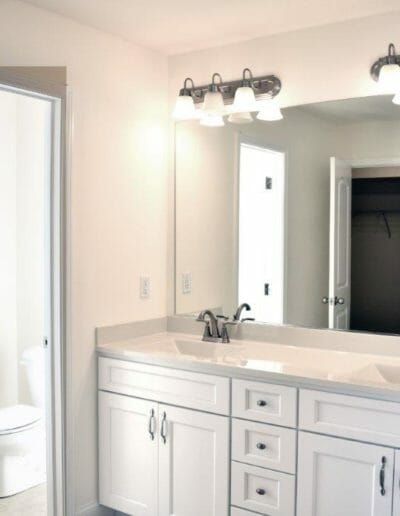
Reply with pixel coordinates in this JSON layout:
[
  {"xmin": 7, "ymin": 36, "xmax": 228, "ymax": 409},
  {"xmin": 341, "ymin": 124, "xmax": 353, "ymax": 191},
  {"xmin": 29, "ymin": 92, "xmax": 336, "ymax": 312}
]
[
  {"xmin": 380, "ymin": 456, "xmax": 387, "ymax": 496},
  {"xmin": 257, "ymin": 399, "xmax": 267, "ymax": 407},
  {"xmin": 256, "ymin": 488, "xmax": 266, "ymax": 495},
  {"xmin": 148, "ymin": 408, "xmax": 155, "ymax": 440},
  {"xmin": 256, "ymin": 442, "xmax": 267, "ymax": 450},
  {"xmin": 161, "ymin": 411, "xmax": 167, "ymax": 444}
]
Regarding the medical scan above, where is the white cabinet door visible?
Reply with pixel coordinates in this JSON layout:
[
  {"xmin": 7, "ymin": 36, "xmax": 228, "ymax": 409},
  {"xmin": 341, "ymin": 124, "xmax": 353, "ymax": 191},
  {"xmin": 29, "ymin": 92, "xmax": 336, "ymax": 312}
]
[
  {"xmin": 158, "ymin": 404, "xmax": 229, "ymax": 516},
  {"xmin": 99, "ymin": 391, "xmax": 158, "ymax": 515},
  {"xmin": 297, "ymin": 432, "xmax": 393, "ymax": 516},
  {"xmin": 394, "ymin": 450, "xmax": 400, "ymax": 515}
]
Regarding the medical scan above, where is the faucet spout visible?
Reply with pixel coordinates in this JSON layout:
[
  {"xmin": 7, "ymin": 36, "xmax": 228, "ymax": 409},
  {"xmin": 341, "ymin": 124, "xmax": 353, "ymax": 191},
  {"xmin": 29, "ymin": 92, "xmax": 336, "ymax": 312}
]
[
  {"xmin": 197, "ymin": 310, "xmax": 220, "ymax": 339},
  {"xmin": 233, "ymin": 303, "xmax": 251, "ymax": 321}
]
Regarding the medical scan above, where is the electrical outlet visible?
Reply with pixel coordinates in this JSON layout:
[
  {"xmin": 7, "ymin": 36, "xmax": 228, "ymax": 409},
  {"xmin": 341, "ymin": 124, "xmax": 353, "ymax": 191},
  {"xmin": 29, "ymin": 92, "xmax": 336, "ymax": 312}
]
[
  {"xmin": 182, "ymin": 272, "xmax": 192, "ymax": 294},
  {"xmin": 140, "ymin": 276, "xmax": 151, "ymax": 299}
]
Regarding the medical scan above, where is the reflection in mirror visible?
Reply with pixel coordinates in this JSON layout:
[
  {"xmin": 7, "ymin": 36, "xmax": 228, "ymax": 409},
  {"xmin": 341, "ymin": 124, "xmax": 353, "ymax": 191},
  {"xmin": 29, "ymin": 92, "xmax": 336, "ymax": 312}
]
[{"xmin": 175, "ymin": 95, "xmax": 400, "ymax": 335}]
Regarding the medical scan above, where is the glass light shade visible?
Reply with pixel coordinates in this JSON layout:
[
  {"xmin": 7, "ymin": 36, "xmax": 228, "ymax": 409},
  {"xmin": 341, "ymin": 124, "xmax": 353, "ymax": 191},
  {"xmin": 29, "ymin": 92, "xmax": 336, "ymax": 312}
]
[
  {"xmin": 393, "ymin": 92, "xmax": 400, "ymax": 105},
  {"xmin": 172, "ymin": 95, "xmax": 197, "ymax": 120},
  {"xmin": 232, "ymin": 86, "xmax": 256, "ymax": 113},
  {"xmin": 202, "ymin": 90, "xmax": 225, "ymax": 115},
  {"xmin": 256, "ymin": 97, "xmax": 283, "ymax": 121},
  {"xmin": 378, "ymin": 64, "xmax": 400, "ymax": 93},
  {"xmin": 228, "ymin": 111, "xmax": 253, "ymax": 124},
  {"xmin": 200, "ymin": 113, "xmax": 225, "ymax": 127}
]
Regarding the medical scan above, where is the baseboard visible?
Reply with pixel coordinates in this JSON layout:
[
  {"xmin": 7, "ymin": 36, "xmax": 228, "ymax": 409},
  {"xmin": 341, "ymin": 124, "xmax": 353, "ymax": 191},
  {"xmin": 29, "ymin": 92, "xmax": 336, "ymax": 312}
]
[{"xmin": 76, "ymin": 502, "xmax": 116, "ymax": 516}]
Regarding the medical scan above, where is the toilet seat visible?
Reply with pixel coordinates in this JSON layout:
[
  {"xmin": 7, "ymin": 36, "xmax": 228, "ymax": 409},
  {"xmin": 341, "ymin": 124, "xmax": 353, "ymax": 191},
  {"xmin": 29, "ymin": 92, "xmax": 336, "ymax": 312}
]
[{"xmin": 0, "ymin": 405, "xmax": 42, "ymax": 435}]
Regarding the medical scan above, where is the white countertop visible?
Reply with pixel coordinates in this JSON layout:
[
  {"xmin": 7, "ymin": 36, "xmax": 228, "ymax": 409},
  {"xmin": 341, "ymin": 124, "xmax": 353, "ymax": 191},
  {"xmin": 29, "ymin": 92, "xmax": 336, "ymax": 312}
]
[{"xmin": 97, "ymin": 331, "xmax": 400, "ymax": 400}]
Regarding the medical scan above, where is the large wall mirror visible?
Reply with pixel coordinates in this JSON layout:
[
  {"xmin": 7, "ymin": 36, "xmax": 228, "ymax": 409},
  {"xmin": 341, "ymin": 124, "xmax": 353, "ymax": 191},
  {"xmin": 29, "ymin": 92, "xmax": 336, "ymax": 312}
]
[{"xmin": 174, "ymin": 95, "xmax": 400, "ymax": 335}]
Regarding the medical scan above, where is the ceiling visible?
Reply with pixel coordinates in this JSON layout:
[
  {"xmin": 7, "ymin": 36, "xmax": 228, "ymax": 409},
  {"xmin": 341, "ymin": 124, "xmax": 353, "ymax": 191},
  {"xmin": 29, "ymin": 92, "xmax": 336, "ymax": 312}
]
[
  {"xmin": 298, "ymin": 95, "xmax": 400, "ymax": 124},
  {"xmin": 22, "ymin": 0, "xmax": 400, "ymax": 55}
]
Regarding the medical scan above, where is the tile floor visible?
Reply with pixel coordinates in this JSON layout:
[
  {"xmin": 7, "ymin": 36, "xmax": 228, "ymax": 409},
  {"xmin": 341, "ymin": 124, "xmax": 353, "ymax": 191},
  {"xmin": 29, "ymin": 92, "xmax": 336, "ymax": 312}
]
[{"xmin": 0, "ymin": 483, "xmax": 47, "ymax": 515}]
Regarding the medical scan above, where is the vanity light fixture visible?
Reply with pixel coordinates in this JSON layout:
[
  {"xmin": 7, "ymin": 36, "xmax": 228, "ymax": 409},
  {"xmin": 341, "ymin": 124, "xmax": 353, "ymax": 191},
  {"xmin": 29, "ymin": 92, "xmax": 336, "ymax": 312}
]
[
  {"xmin": 393, "ymin": 92, "xmax": 400, "ymax": 105},
  {"xmin": 173, "ymin": 69, "xmax": 282, "ymax": 126},
  {"xmin": 371, "ymin": 43, "xmax": 400, "ymax": 98},
  {"xmin": 172, "ymin": 77, "xmax": 198, "ymax": 120},
  {"xmin": 256, "ymin": 95, "xmax": 283, "ymax": 121}
]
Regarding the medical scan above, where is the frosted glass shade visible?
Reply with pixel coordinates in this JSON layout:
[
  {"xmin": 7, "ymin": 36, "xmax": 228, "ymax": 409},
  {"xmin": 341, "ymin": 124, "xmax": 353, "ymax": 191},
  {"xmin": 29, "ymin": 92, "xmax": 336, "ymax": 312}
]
[
  {"xmin": 228, "ymin": 111, "xmax": 253, "ymax": 124},
  {"xmin": 256, "ymin": 97, "xmax": 283, "ymax": 121},
  {"xmin": 232, "ymin": 86, "xmax": 256, "ymax": 113},
  {"xmin": 379, "ymin": 64, "xmax": 400, "ymax": 93},
  {"xmin": 393, "ymin": 92, "xmax": 400, "ymax": 105},
  {"xmin": 202, "ymin": 90, "xmax": 225, "ymax": 115},
  {"xmin": 172, "ymin": 95, "xmax": 197, "ymax": 120},
  {"xmin": 200, "ymin": 113, "xmax": 225, "ymax": 127}
]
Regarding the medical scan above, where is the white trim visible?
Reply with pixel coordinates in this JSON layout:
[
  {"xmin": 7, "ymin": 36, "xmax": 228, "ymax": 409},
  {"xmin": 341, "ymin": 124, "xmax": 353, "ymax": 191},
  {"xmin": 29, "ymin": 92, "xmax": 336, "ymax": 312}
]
[
  {"xmin": 350, "ymin": 157, "xmax": 400, "ymax": 168},
  {"xmin": 0, "ymin": 70, "xmax": 69, "ymax": 516}
]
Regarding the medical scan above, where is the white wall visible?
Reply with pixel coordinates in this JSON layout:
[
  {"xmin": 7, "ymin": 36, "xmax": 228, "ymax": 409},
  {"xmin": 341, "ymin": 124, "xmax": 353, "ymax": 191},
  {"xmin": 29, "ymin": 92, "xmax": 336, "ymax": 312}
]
[
  {"xmin": 0, "ymin": 1, "xmax": 169, "ymax": 513},
  {"xmin": 0, "ymin": 91, "xmax": 18, "ymax": 407}
]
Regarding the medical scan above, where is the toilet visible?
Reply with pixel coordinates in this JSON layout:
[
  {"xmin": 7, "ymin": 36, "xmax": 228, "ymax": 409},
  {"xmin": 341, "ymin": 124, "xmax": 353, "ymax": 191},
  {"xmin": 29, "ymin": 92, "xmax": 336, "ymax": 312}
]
[{"xmin": 0, "ymin": 346, "xmax": 46, "ymax": 497}]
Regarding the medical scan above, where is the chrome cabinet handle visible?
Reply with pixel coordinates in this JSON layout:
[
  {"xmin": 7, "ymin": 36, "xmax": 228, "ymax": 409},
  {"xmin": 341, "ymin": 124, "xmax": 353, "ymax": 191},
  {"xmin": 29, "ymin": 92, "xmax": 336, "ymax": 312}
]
[
  {"xmin": 148, "ymin": 409, "xmax": 155, "ymax": 440},
  {"xmin": 161, "ymin": 411, "xmax": 167, "ymax": 444},
  {"xmin": 257, "ymin": 399, "xmax": 267, "ymax": 407},
  {"xmin": 380, "ymin": 456, "xmax": 387, "ymax": 495},
  {"xmin": 256, "ymin": 442, "xmax": 266, "ymax": 450},
  {"xmin": 256, "ymin": 488, "xmax": 265, "ymax": 495}
]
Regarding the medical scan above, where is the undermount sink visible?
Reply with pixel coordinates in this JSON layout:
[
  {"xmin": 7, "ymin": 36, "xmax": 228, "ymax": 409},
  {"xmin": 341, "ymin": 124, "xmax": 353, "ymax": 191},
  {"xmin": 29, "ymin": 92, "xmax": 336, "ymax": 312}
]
[
  {"xmin": 330, "ymin": 363, "xmax": 400, "ymax": 386},
  {"xmin": 174, "ymin": 338, "xmax": 244, "ymax": 359}
]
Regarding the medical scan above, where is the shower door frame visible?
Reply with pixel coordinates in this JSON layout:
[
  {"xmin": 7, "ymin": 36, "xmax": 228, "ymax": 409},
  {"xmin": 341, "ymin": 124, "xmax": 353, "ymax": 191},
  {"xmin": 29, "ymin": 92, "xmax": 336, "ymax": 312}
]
[{"xmin": 0, "ymin": 68, "xmax": 70, "ymax": 516}]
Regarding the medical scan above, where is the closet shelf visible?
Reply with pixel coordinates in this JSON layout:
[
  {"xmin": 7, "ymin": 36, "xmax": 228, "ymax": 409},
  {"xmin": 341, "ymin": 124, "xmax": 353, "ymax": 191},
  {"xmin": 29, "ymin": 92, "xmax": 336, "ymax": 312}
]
[{"xmin": 352, "ymin": 209, "xmax": 400, "ymax": 239}]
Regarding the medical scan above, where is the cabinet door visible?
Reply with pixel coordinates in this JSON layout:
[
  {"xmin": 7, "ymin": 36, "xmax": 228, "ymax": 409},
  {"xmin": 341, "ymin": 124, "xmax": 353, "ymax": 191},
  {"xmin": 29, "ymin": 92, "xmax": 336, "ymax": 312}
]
[
  {"xmin": 99, "ymin": 391, "xmax": 158, "ymax": 515},
  {"xmin": 158, "ymin": 404, "xmax": 229, "ymax": 516},
  {"xmin": 297, "ymin": 432, "xmax": 394, "ymax": 516},
  {"xmin": 394, "ymin": 450, "xmax": 400, "ymax": 515}
]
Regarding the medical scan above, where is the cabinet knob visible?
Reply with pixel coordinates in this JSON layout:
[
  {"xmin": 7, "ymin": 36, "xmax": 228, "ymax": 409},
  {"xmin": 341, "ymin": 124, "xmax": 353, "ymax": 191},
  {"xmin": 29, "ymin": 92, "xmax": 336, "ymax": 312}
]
[
  {"xmin": 256, "ymin": 442, "xmax": 266, "ymax": 450},
  {"xmin": 256, "ymin": 488, "xmax": 265, "ymax": 495},
  {"xmin": 257, "ymin": 399, "xmax": 267, "ymax": 407}
]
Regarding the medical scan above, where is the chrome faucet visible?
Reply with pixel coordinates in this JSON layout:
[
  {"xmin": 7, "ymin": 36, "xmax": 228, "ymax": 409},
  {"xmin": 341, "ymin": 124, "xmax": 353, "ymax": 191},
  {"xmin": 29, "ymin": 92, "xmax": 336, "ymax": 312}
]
[
  {"xmin": 196, "ymin": 310, "xmax": 220, "ymax": 342},
  {"xmin": 233, "ymin": 303, "xmax": 252, "ymax": 321}
]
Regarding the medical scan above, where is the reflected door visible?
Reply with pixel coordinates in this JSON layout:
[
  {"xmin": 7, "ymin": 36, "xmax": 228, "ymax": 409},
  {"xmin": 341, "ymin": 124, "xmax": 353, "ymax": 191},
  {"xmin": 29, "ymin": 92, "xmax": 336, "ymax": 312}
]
[
  {"xmin": 238, "ymin": 142, "xmax": 285, "ymax": 323},
  {"xmin": 329, "ymin": 157, "xmax": 352, "ymax": 329}
]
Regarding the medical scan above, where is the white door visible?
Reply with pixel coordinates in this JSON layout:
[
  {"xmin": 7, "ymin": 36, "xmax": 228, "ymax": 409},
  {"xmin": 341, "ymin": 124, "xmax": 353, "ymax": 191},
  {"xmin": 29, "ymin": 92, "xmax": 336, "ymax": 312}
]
[
  {"xmin": 99, "ymin": 391, "xmax": 158, "ymax": 515},
  {"xmin": 297, "ymin": 432, "xmax": 393, "ymax": 516},
  {"xmin": 329, "ymin": 157, "xmax": 352, "ymax": 329},
  {"xmin": 394, "ymin": 450, "xmax": 400, "ymax": 515},
  {"xmin": 238, "ymin": 142, "xmax": 285, "ymax": 323},
  {"xmin": 158, "ymin": 404, "xmax": 229, "ymax": 516}
]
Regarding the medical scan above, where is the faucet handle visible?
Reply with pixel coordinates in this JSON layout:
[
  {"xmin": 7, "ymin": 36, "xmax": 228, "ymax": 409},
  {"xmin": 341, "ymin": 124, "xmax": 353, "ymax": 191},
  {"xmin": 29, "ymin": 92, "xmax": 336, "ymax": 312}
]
[
  {"xmin": 220, "ymin": 320, "xmax": 238, "ymax": 343},
  {"xmin": 216, "ymin": 314, "xmax": 229, "ymax": 320}
]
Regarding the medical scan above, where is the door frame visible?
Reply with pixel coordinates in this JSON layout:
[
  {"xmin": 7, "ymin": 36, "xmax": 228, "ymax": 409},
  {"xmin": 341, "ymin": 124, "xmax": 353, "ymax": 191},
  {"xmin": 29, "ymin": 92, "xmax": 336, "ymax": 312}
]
[{"xmin": 0, "ymin": 68, "xmax": 71, "ymax": 516}]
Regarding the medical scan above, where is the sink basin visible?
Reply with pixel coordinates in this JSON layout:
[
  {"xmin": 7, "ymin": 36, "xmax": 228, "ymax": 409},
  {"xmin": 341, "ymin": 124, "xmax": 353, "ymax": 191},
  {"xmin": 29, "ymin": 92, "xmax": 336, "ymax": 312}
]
[
  {"xmin": 329, "ymin": 363, "xmax": 400, "ymax": 386},
  {"xmin": 174, "ymin": 339, "xmax": 245, "ymax": 361}
]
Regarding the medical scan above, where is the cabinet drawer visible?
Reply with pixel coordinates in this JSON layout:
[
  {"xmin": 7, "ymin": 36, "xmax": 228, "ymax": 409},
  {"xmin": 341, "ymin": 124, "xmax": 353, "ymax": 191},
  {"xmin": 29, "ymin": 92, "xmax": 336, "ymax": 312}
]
[
  {"xmin": 231, "ymin": 461, "xmax": 295, "ymax": 516},
  {"xmin": 98, "ymin": 357, "xmax": 230, "ymax": 414},
  {"xmin": 299, "ymin": 389, "xmax": 400, "ymax": 446},
  {"xmin": 232, "ymin": 379, "xmax": 297, "ymax": 427},
  {"xmin": 232, "ymin": 419, "xmax": 296, "ymax": 473},
  {"xmin": 231, "ymin": 508, "xmax": 260, "ymax": 516}
]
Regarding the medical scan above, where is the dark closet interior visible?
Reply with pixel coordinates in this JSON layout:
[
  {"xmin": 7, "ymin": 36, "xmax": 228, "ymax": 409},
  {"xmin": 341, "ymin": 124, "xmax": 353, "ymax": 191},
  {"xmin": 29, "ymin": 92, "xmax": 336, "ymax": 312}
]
[{"xmin": 351, "ymin": 177, "xmax": 400, "ymax": 334}]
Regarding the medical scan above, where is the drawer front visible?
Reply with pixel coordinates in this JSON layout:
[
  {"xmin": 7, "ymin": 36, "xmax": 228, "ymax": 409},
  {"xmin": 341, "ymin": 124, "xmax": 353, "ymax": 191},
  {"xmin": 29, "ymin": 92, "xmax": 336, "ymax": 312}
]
[
  {"xmin": 232, "ymin": 379, "xmax": 297, "ymax": 427},
  {"xmin": 231, "ymin": 508, "xmax": 260, "ymax": 516},
  {"xmin": 231, "ymin": 461, "xmax": 295, "ymax": 516},
  {"xmin": 232, "ymin": 419, "xmax": 296, "ymax": 473},
  {"xmin": 98, "ymin": 357, "xmax": 230, "ymax": 414},
  {"xmin": 299, "ymin": 389, "xmax": 400, "ymax": 446}
]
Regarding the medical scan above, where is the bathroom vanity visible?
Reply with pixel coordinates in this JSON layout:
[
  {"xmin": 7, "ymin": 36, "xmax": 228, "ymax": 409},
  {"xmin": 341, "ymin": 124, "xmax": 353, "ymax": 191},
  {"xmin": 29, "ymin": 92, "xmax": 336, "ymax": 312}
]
[{"xmin": 97, "ymin": 331, "xmax": 400, "ymax": 516}]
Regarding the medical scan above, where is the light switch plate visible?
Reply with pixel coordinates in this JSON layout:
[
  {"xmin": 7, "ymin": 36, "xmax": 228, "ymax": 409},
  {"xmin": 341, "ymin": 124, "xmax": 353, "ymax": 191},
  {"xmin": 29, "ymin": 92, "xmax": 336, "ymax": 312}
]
[{"xmin": 182, "ymin": 272, "xmax": 192, "ymax": 294}]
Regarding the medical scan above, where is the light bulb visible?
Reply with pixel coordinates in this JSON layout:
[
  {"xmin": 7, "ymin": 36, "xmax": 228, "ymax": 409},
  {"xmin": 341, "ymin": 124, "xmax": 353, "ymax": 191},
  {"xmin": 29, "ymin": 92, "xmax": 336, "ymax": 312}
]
[
  {"xmin": 228, "ymin": 111, "xmax": 253, "ymax": 124},
  {"xmin": 172, "ymin": 95, "xmax": 197, "ymax": 120},
  {"xmin": 202, "ymin": 90, "xmax": 225, "ymax": 116},
  {"xmin": 256, "ymin": 96, "xmax": 283, "ymax": 121},
  {"xmin": 232, "ymin": 86, "xmax": 256, "ymax": 113},
  {"xmin": 393, "ymin": 92, "xmax": 400, "ymax": 105},
  {"xmin": 378, "ymin": 63, "xmax": 400, "ymax": 93},
  {"xmin": 200, "ymin": 113, "xmax": 225, "ymax": 127}
]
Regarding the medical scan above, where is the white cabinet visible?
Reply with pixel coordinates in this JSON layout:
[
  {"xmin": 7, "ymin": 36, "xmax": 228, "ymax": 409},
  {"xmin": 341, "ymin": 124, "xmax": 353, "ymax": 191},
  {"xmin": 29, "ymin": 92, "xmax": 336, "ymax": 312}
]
[
  {"xmin": 297, "ymin": 431, "xmax": 394, "ymax": 516},
  {"xmin": 394, "ymin": 450, "xmax": 400, "ymax": 515},
  {"xmin": 99, "ymin": 391, "xmax": 158, "ymax": 515},
  {"xmin": 158, "ymin": 404, "xmax": 229, "ymax": 516},
  {"xmin": 99, "ymin": 391, "xmax": 229, "ymax": 516}
]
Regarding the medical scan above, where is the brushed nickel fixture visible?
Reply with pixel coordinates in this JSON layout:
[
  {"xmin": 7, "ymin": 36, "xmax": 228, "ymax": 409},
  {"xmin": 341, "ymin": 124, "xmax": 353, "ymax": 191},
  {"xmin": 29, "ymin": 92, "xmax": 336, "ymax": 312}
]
[{"xmin": 371, "ymin": 43, "xmax": 400, "ymax": 102}]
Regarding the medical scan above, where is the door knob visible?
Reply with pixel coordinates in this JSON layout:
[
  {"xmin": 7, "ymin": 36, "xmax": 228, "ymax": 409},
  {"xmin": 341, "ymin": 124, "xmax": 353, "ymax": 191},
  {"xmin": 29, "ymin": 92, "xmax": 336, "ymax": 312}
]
[
  {"xmin": 335, "ymin": 297, "xmax": 345, "ymax": 305},
  {"xmin": 322, "ymin": 297, "xmax": 329, "ymax": 304}
]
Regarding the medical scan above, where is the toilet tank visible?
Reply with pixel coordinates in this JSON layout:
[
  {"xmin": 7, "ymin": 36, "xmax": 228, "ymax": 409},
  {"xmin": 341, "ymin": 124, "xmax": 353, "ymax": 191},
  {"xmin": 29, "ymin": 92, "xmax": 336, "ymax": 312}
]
[{"xmin": 21, "ymin": 346, "xmax": 45, "ymax": 408}]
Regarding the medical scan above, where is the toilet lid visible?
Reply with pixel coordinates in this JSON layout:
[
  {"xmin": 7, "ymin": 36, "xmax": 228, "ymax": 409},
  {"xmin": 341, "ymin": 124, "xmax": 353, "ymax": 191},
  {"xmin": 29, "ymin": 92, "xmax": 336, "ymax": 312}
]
[{"xmin": 0, "ymin": 405, "xmax": 42, "ymax": 434}]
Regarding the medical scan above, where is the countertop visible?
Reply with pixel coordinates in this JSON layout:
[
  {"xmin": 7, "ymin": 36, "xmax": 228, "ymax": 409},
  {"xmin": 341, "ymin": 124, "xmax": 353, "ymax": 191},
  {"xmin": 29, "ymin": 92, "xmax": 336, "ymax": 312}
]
[{"xmin": 97, "ymin": 331, "xmax": 400, "ymax": 402}]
